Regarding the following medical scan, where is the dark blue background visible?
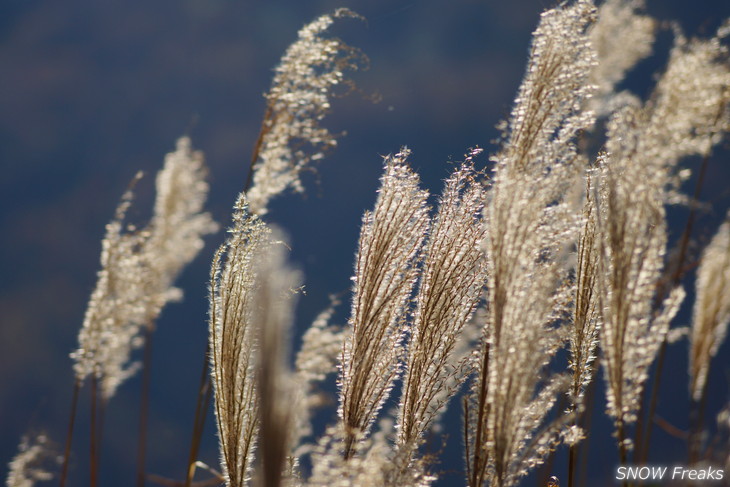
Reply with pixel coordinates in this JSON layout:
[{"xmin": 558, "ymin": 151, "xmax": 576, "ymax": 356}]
[{"xmin": 1, "ymin": 1, "xmax": 729, "ymax": 485}]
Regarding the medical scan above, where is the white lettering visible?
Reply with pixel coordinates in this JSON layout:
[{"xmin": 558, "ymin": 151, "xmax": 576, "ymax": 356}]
[
  {"xmin": 616, "ymin": 465, "xmax": 725, "ymax": 482},
  {"xmin": 671, "ymin": 466, "xmax": 726, "ymax": 481},
  {"xmin": 625, "ymin": 467, "xmax": 639, "ymax": 479},
  {"xmin": 616, "ymin": 466, "xmax": 666, "ymax": 481}
]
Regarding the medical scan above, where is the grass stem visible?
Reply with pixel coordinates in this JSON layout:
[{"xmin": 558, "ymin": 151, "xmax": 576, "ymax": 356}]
[
  {"xmin": 636, "ymin": 152, "xmax": 710, "ymax": 464},
  {"xmin": 90, "ymin": 376, "xmax": 99, "ymax": 487},
  {"xmin": 137, "ymin": 326, "xmax": 154, "ymax": 487},
  {"xmin": 59, "ymin": 379, "xmax": 81, "ymax": 487},
  {"xmin": 185, "ymin": 344, "xmax": 212, "ymax": 487}
]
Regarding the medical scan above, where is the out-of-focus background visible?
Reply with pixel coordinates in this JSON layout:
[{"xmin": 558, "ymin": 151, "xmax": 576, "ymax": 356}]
[{"xmin": 1, "ymin": 1, "xmax": 729, "ymax": 485}]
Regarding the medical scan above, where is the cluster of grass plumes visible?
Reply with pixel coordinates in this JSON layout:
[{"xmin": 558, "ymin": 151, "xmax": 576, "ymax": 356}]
[
  {"xmin": 205, "ymin": 3, "xmax": 730, "ymax": 486},
  {"xmin": 71, "ymin": 137, "xmax": 217, "ymax": 401},
  {"xmin": 6, "ymin": 2, "xmax": 730, "ymax": 487}
]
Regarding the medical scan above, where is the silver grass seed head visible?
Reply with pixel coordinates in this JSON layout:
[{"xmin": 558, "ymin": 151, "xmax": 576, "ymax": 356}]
[
  {"xmin": 247, "ymin": 10, "xmax": 366, "ymax": 216},
  {"xmin": 469, "ymin": 2, "xmax": 598, "ymax": 484},
  {"xmin": 72, "ymin": 139, "xmax": 215, "ymax": 400},
  {"xmin": 589, "ymin": 0, "xmax": 655, "ymax": 115},
  {"xmin": 208, "ymin": 199, "xmax": 270, "ymax": 487},
  {"xmin": 6, "ymin": 434, "xmax": 57, "ymax": 487},
  {"xmin": 339, "ymin": 149, "xmax": 430, "ymax": 451},
  {"xmin": 690, "ymin": 213, "xmax": 730, "ymax": 401},
  {"xmin": 255, "ymin": 230, "xmax": 302, "ymax": 487},
  {"xmin": 396, "ymin": 160, "xmax": 487, "ymax": 451}
]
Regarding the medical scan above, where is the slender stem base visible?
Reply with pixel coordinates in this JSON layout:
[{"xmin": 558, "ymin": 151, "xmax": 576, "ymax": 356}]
[
  {"xmin": 137, "ymin": 326, "xmax": 154, "ymax": 487},
  {"xmin": 59, "ymin": 379, "xmax": 81, "ymax": 487},
  {"xmin": 185, "ymin": 344, "xmax": 212, "ymax": 487}
]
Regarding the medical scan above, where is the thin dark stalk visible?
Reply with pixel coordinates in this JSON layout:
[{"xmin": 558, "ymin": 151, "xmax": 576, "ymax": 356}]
[
  {"xmin": 59, "ymin": 379, "xmax": 81, "ymax": 487},
  {"xmin": 653, "ymin": 415, "xmax": 688, "ymax": 440},
  {"xmin": 470, "ymin": 343, "xmax": 490, "ymax": 487},
  {"xmin": 635, "ymin": 339, "xmax": 666, "ymax": 464},
  {"xmin": 137, "ymin": 326, "xmax": 154, "ymax": 487},
  {"xmin": 536, "ymin": 442, "xmax": 558, "ymax": 487},
  {"xmin": 184, "ymin": 344, "xmax": 212, "ymax": 487},
  {"xmin": 636, "ymin": 153, "xmax": 710, "ymax": 464},
  {"xmin": 577, "ymin": 375, "xmax": 597, "ymax": 487},
  {"xmin": 343, "ymin": 434, "xmax": 356, "ymax": 461},
  {"xmin": 90, "ymin": 375, "xmax": 99, "ymax": 487},
  {"xmin": 537, "ymin": 393, "xmax": 566, "ymax": 487},
  {"xmin": 568, "ymin": 444, "xmax": 576, "ymax": 487},
  {"xmin": 184, "ymin": 104, "xmax": 270, "ymax": 485},
  {"xmin": 633, "ymin": 357, "xmax": 649, "ymax": 462},
  {"xmin": 463, "ymin": 396, "xmax": 472, "ymax": 486},
  {"xmin": 98, "ymin": 398, "xmax": 107, "ymax": 474},
  {"xmin": 567, "ymin": 393, "xmax": 584, "ymax": 487},
  {"xmin": 244, "ymin": 104, "xmax": 273, "ymax": 192},
  {"xmin": 617, "ymin": 419, "xmax": 629, "ymax": 487},
  {"xmin": 700, "ymin": 414, "xmax": 725, "ymax": 460},
  {"xmin": 198, "ymin": 389, "xmax": 214, "ymax": 467},
  {"xmin": 688, "ymin": 378, "xmax": 710, "ymax": 463},
  {"xmin": 569, "ymin": 357, "xmax": 598, "ymax": 487}
]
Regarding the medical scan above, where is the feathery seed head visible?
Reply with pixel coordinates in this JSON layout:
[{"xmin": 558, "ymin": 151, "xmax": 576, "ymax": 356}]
[
  {"xmin": 339, "ymin": 149, "xmax": 430, "ymax": 456},
  {"xmin": 72, "ymin": 138, "xmax": 216, "ymax": 400},
  {"xmin": 6, "ymin": 434, "xmax": 56, "ymax": 487},
  {"xmin": 247, "ymin": 10, "xmax": 366, "ymax": 215},
  {"xmin": 690, "ymin": 213, "xmax": 730, "ymax": 401}
]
